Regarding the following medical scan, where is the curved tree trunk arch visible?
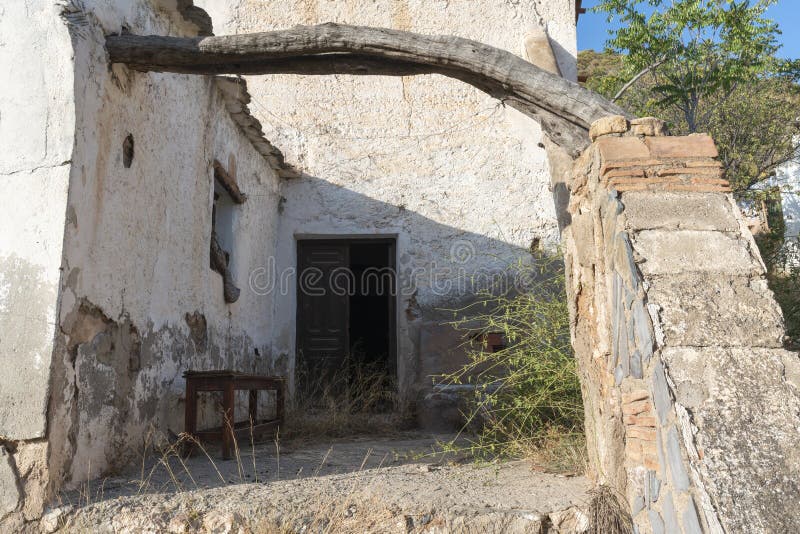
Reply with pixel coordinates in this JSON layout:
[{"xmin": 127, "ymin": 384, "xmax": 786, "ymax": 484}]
[{"xmin": 106, "ymin": 23, "xmax": 628, "ymax": 156}]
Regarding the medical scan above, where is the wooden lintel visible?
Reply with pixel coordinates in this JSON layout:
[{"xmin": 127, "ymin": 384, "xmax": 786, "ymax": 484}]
[
  {"xmin": 213, "ymin": 159, "xmax": 246, "ymax": 203},
  {"xmin": 105, "ymin": 23, "xmax": 629, "ymax": 156}
]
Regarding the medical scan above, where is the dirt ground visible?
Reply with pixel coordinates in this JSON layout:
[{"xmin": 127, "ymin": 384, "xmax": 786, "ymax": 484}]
[{"xmin": 46, "ymin": 432, "xmax": 591, "ymax": 533}]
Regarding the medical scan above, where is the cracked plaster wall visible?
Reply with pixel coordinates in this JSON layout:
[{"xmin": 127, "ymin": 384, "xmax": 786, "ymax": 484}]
[
  {"xmin": 199, "ymin": 0, "xmax": 579, "ymax": 403},
  {"xmin": 45, "ymin": 0, "xmax": 285, "ymax": 497}
]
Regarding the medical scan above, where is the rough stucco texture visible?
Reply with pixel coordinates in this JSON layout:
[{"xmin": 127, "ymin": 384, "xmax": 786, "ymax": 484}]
[
  {"xmin": 199, "ymin": 0, "xmax": 578, "ymax": 399},
  {"xmin": 44, "ymin": 0, "xmax": 284, "ymax": 490},
  {"xmin": 0, "ymin": 1, "xmax": 74, "ymax": 440}
]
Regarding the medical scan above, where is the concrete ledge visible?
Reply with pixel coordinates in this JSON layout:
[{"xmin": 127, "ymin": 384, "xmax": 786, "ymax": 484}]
[
  {"xmin": 632, "ymin": 230, "xmax": 761, "ymax": 276},
  {"xmin": 622, "ymin": 192, "xmax": 738, "ymax": 232},
  {"xmin": 661, "ymin": 347, "xmax": 800, "ymax": 533}
]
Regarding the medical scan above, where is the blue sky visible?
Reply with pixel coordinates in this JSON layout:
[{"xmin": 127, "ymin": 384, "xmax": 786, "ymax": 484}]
[{"xmin": 578, "ymin": 0, "xmax": 800, "ymax": 59}]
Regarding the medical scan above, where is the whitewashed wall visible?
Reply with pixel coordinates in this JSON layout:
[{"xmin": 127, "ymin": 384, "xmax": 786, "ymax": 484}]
[
  {"xmin": 774, "ymin": 146, "xmax": 800, "ymax": 266},
  {"xmin": 0, "ymin": 2, "xmax": 76, "ymax": 522},
  {"xmin": 42, "ymin": 0, "xmax": 284, "ymax": 490},
  {"xmin": 199, "ymin": 0, "xmax": 578, "ymax": 402},
  {"xmin": 0, "ymin": 0, "xmax": 74, "ymax": 445}
]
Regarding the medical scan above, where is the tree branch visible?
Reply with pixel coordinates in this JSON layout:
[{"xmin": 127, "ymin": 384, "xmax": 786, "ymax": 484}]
[
  {"xmin": 106, "ymin": 23, "xmax": 629, "ymax": 156},
  {"xmin": 612, "ymin": 58, "xmax": 667, "ymax": 102}
]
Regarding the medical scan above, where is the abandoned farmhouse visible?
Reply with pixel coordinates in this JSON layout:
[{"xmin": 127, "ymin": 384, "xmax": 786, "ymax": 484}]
[{"xmin": 1, "ymin": 0, "xmax": 800, "ymax": 531}]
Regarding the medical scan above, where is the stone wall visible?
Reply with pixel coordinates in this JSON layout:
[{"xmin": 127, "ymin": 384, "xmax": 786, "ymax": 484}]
[{"xmin": 565, "ymin": 116, "xmax": 800, "ymax": 532}]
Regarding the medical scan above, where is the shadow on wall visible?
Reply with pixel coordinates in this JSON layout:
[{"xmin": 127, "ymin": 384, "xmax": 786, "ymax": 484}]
[{"xmin": 269, "ymin": 171, "xmax": 560, "ymax": 403}]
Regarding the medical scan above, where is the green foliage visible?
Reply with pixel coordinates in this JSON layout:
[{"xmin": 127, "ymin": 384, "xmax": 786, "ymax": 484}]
[
  {"xmin": 707, "ymin": 78, "xmax": 800, "ymax": 193},
  {"xmin": 583, "ymin": 1, "xmax": 800, "ymax": 198},
  {"xmin": 594, "ymin": 0, "xmax": 780, "ymax": 131},
  {"xmin": 584, "ymin": 2, "xmax": 800, "ymax": 342},
  {"xmin": 765, "ymin": 265, "xmax": 800, "ymax": 342},
  {"xmin": 439, "ymin": 255, "xmax": 584, "ymax": 469}
]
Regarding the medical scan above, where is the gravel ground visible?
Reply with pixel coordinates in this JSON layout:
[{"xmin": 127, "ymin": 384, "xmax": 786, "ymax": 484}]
[{"xmin": 44, "ymin": 433, "xmax": 591, "ymax": 533}]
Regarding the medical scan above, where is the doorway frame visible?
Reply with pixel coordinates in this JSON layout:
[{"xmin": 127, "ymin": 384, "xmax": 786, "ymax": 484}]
[{"xmin": 294, "ymin": 235, "xmax": 398, "ymax": 388}]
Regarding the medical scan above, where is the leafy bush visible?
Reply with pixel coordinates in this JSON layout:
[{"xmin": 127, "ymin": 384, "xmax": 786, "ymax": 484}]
[{"xmin": 439, "ymin": 254, "xmax": 585, "ymax": 470}]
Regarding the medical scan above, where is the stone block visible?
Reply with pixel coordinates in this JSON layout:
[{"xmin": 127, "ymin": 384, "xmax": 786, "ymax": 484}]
[
  {"xmin": 596, "ymin": 136, "xmax": 650, "ymax": 162},
  {"xmin": 661, "ymin": 493, "xmax": 679, "ymax": 534},
  {"xmin": 590, "ymin": 115, "xmax": 629, "ymax": 141},
  {"xmin": 629, "ymin": 349, "xmax": 643, "ymax": 379},
  {"xmin": 645, "ymin": 134, "xmax": 718, "ymax": 159},
  {"xmin": 628, "ymin": 427, "xmax": 656, "ymax": 441},
  {"xmin": 682, "ymin": 498, "xmax": 703, "ymax": 534},
  {"xmin": 621, "ymin": 191, "xmax": 738, "ymax": 232},
  {"xmin": 645, "ymin": 275, "xmax": 784, "ymax": 348},
  {"xmin": 571, "ymin": 213, "xmax": 595, "ymax": 267},
  {"xmin": 665, "ymin": 427, "xmax": 690, "ymax": 491},
  {"xmin": 631, "ymin": 495, "xmax": 645, "ymax": 516},
  {"xmin": 648, "ymin": 510, "xmax": 665, "ymax": 534},
  {"xmin": 523, "ymin": 28, "xmax": 561, "ymax": 76},
  {"xmin": 624, "ymin": 414, "xmax": 656, "ymax": 427},
  {"xmin": 654, "ymin": 347, "xmax": 800, "ymax": 532},
  {"xmin": 622, "ymin": 390, "xmax": 649, "ymax": 404},
  {"xmin": 630, "ymin": 300, "xmax": 653, "ymax": 362},
  {"xmin": 631, "ymin": 230, "xmax": 761, "ymax": 276},
  {"xmin": 647, "ymin": 471, "xmax": 661, "ymax": 502},
  {"xmin": 623, "ymin": 399, "xmax": 652, "ymax": 416},
  {"xmin": 659, "ymin": 348, "xmax": 707, "ymax": 410},
  {"xmin": 651, "ymin": 363, "xmax": 672, "ymax": 425},
  {"xmin": 613, "ymin": 233, "xmax": 640, "ymax": 292},
  {"xmin": 614, "ymin": 364, "xmax": 625, "ymax": 385},
  {"xmin": 656, "ymin": 428, "xmax": 667, "ymax": 479},
  {"xmin": 0, "ymin": 447, "xmax": 20, "ymax": 519}
]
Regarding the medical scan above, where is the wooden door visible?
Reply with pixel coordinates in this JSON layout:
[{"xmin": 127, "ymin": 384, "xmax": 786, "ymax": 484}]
[{"xmin": 296, "ymin": 241, "xmax": 350, "ymax": 395}]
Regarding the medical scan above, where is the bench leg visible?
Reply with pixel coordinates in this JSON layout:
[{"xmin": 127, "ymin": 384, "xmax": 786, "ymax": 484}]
[
  {"xmin": 222, "ymin": 382, "xmax": 235, "ymax": 460},
  {"xmin": 249, "ymin": 389, "xmax": 258, "ymax": 427},
  {"xmin": 184, "ymin": 380, "xmax": 197, "ymax": 456},
  {"xmin": 276, "ymin": 382, "xmax": 285, "ymax": 426}
]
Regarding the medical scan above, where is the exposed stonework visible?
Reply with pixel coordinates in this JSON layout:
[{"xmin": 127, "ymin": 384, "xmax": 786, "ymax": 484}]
[
  {"xmin": 565, "ymin": 115, "xmax": 800, "ymax": 532},
  {"xmin": 0, "ymin": 448, "xmax": 20, "ymax": 520},
  {"xmin": 589, "ymin": 115, "xmax": 629, "ymax": 141}
]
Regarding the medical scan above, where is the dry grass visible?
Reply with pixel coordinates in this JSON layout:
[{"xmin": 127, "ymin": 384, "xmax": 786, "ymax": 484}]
[
  {"xmin": 586, "ymin": 485, "xmax": 634, "ymax": 534},
  {"xmin": 285, "ymin": 361, "xmax": 410, "ymax": 443},
  {"xmin": 523, "ymin": 429, "xmax": 588, "ymax": 476}
]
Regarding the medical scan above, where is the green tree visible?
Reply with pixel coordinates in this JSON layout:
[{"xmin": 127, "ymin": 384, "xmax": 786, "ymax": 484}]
[
  {"xmin": 594, "ymin": 0, "xmax": 780, "ymax": 132},
  {"xmin": 584, "ymin": 1, "xmax": 800, "ymax": 340},
  {"xmin": 586, "ymin": 1, "xmax": 800, "ymax": 197}
]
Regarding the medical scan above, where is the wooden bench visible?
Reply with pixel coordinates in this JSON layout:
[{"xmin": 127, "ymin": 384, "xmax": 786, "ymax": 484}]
[{"xmin": 184, "ymin": 371, "xmax": 285, "ymax": 459}]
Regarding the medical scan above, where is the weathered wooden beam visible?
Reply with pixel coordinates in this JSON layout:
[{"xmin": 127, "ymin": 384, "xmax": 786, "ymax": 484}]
[
  {"xmin": 106, "ymin": 23, "xmax": 629, "ymax": 155},
  {"xmin": 213, "ymin": 159, "xmax": 246, "ymax": 203}
]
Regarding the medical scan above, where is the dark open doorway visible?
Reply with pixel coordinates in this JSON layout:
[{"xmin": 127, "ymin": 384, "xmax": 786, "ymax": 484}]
[{"xmin": 296, "ymin": 238, "xmax": 396, "ymax": 398}]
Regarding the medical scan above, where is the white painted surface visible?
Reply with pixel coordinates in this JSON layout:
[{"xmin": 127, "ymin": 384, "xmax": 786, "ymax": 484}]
[
  {"xmin": 774, "ymin": 146, "xmax": 800, "ymax": 265},
  {"xmin": 0, "ymin": 0, "xmax": 75, "ymax": 439},
  {"xmin": 38, "ymin": 0, "xmax": 284, "ymax": 485}
]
